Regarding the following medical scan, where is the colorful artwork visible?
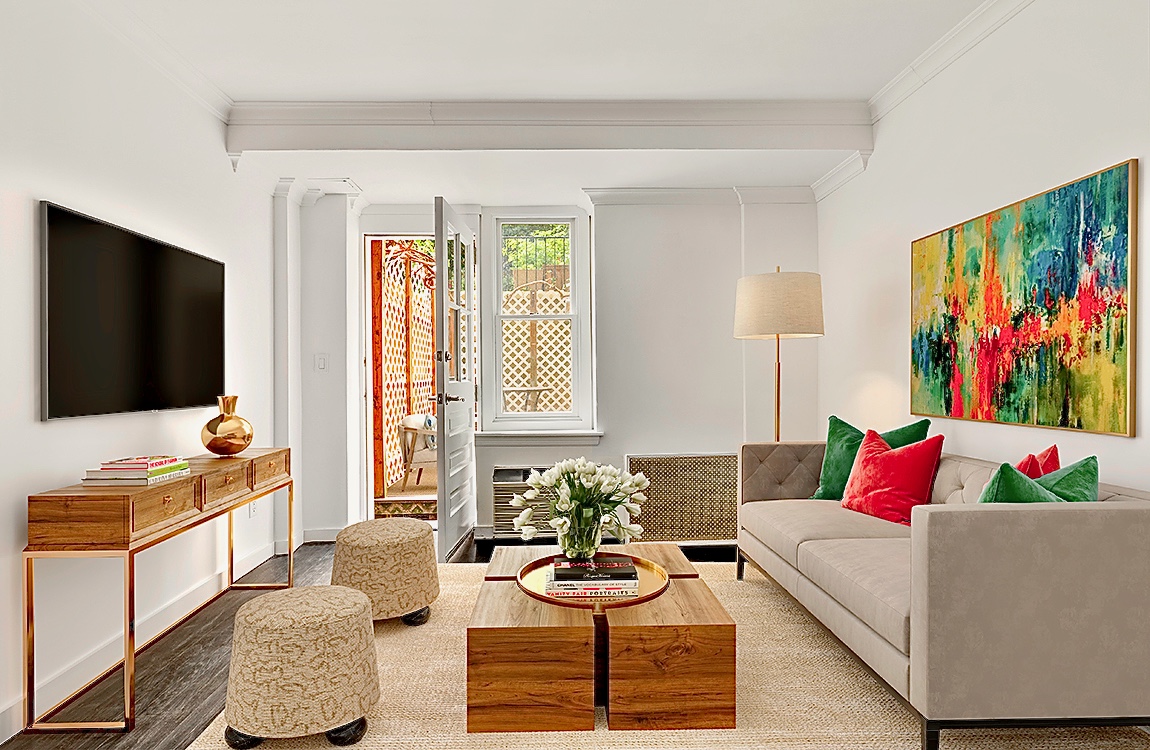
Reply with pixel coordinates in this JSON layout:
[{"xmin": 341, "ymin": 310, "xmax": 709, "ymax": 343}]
[{"xmin": 911, "ymin": 161, "xmax": 1137, "ymax": 435}]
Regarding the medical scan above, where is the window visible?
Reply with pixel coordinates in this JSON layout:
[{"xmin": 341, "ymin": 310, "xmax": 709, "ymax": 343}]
[{"xmin": 480, "ymin": 208, "xmax": 593, "ymax": 432}]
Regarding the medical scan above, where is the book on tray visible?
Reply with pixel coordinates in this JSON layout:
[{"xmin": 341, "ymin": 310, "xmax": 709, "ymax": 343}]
[
  {"xmin": 545, "ymin": 555, "xmax": 640, "ymax": 597},
  {"xmin": 83, "ymin": 456, "xmax": 189, "ymax": 486}
]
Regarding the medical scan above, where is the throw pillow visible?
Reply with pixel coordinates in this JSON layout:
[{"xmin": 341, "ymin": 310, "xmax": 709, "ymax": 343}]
[
  {"xmin": 811, "ymin": 416, "xmax": 932, "ymax": 500},
  {"xmin": 1014, "ymin": 444, "xmax": 1060, "ymax": 479},
  {"xmin": 841, "ymin": 430, "xmax": 945, "ymax": 525},
  {"xmin": 978, "ymin": 456, "xmax": 1099, "ymax": 504}
]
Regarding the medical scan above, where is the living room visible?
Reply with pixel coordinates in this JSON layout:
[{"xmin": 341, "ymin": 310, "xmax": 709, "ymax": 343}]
[{"xmin": 3, "ymin": 1, "xmax": 1149, "ymax": 749}]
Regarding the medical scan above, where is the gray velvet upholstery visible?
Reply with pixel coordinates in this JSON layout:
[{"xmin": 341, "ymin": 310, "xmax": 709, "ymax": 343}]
[
  {"xmin": 738, "ymin": 440, "xmax": 1150, "ymax": 724},
  {"xmin": 739, "ymin": 442, "xmax": 825, "ymax": 502},
  {"xmin": 798, "ymin": 538, "xmax": 910, "ymax": 654},
  {"xmin": 739, "ymin": 499, "xmax": 908, "ymax": 567}
]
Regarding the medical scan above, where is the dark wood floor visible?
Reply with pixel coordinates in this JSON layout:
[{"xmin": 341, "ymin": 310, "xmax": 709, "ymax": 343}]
[
  {"xmin": 3, "ymin": 538, "xmax": 734, "ymax": 750},
  {"xmin": 3, "ymin": 544, "xmax": 336, "ymax": 750}
]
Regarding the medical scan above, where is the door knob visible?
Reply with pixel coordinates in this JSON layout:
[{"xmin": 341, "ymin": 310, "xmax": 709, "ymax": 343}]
[{"xmin": 436, "ymin": 394, "xmax": 464, "ymax": 404}]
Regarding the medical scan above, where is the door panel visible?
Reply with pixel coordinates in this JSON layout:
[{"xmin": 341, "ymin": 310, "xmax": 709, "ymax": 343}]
[{"xmin": 435, "ymin": 198, "xmax": 478, "ymax": 562}]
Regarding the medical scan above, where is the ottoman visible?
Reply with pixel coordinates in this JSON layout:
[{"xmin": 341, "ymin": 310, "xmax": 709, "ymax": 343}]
[
  {"xmin": 224, "ymin": 586, "xmax": 379, "ymax": 748},
  {"xmin": 331, "ymin": 518, "xmax": 440, "ymax": 625}
]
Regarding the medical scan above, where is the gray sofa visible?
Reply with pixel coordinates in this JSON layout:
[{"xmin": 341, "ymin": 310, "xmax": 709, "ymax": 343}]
[{"xmin": 737, "ymin": 441, "xmax": 1150, "ymax": 750}]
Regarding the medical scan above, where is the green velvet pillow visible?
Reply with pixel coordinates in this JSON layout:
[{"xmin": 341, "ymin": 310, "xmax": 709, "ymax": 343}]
[
  {"xmin": 811, "ymin": 416, "xmax": 932, "ymax": 500},
  {"xmin": 978, "ymin": 456, "xmax": 1099, "ymax": 504}
]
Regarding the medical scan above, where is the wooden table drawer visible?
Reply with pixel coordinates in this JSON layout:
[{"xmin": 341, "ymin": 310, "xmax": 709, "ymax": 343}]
[
  {"xmin": 132, "ymin": 479, "xmax": 198, "ymax": 535},
  {"xmin": 252, "ymin": 449, "xmax": 290, "ymax": 488},
  {"xmin": 200, "ymin": 461, "xmax": 251, "ymax": 510}
]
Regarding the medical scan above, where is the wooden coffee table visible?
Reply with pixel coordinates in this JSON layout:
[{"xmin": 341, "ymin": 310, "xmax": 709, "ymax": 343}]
[{"xmin": 466, "ymin": 542, "xmax": 735, "ymax": 732}]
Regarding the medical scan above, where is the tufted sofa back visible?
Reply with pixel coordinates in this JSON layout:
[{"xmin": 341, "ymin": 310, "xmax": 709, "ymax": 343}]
[{"xmin": 740, "ymin": 442, "xmax": 1150, "ymax": 504}]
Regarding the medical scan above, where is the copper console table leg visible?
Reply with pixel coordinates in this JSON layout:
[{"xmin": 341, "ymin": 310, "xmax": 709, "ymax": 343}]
[
  {"xmin": 229, "ymin": 480, "xmax": 295, "ymax": 590},
  {"xmin": 23, "ymin": 550, "xmax": 134, "ymax": 733}
]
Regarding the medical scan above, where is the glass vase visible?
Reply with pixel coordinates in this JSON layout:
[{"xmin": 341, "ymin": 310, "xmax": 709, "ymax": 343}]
[{"xmin": 559, "ymin": 516, "xmax": 603, "ymax": 560}]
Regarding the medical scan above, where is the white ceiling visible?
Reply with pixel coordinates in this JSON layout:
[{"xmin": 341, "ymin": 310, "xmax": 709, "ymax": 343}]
[
  {"xmin": 242, "ymin": 149, "xmax": 852, "ymax": 209},
  {"xmin": 95, "ymin": 0, "xmax": 989, "ymax": 201},
  {"xmin": 118, "ymin": 0, "xmax": 983, "ymax": 102}
]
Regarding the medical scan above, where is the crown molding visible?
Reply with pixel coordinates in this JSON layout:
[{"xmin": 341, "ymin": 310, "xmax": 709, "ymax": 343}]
[
  {"xmin": 811, "ymin": 150, "xmax": 873, "ymax": 202},
  {"xmin": 583, "ymin": 188, "xmax": 740, "ymax": 206},
  {"xmin": 73, "ymin": 0, "xmax": 233, "ymax": 123},
  {"xmin": 869, "ymin": 0, "xmax": 1037, "ymax": 122},
  {"xmin": 734, "ymin": 186, "xmax": 815, "ymax": 205},
  {"xmin": 272, "ymin": 178, "xmax": 306, "ymax": 206},
  {"xmin": 226, "ymin": 100, "xmax": 874, "ymax": 155}
]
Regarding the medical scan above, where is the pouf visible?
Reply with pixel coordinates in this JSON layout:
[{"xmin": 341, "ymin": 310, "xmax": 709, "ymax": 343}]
[
  {"xmin": 224, "ymin": 586, "xmax": 379, "ymax": 748},
  {"xmin": 330, "ymin": 518, "xmax": 440, "ymax": 625}
]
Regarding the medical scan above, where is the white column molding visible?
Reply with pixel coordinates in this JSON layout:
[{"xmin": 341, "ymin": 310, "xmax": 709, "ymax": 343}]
[{"xmin": 272, "ymin": 178, "xmax": 305, "ymax": 553}]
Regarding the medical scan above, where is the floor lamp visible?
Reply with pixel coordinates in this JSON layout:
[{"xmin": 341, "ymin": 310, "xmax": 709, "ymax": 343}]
[{"xmin": 733, "ymin": 267, "xmax": 824, "ymax": 442}]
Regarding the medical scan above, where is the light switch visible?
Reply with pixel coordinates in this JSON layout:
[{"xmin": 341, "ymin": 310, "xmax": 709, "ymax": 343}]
[{"xmin": 315, "ymin": 353, "xmax": 328, "ymax": 371}]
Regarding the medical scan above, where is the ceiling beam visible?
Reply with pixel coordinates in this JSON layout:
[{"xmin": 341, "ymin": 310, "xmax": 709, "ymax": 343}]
[{"xmin": 225, "ymin": 100, "xmax": 873, "ymax": 159}]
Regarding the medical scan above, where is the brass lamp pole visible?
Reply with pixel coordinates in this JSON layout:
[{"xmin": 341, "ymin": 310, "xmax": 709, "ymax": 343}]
[{"xmin": 733, "ymin": 266, "xmax": 825, "ymax": 442}]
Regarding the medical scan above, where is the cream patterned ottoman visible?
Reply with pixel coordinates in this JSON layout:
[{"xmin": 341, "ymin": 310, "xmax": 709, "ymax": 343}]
[
  {"xmin": 331, "ymin": 517, "xmax": 440, "ymax": 625},
  {"xmin": 224, "ymin": 586, "xmax": 379, "ymax": 748}
]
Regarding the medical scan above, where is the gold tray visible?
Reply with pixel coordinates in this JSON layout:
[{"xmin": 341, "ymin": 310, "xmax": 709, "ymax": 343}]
[{"xmin": 516, "ymin": 552, "xmax": 669, "ymax": 611}]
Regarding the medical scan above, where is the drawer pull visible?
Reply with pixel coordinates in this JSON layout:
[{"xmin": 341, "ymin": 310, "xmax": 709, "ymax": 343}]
[
  {"xmin": 163, "ymin": 495, "xmax": 173, "ymax": 505},
  {"xmin": 224, "ymin": 475, "xmax": 235, "ymax": 485},
  {"xmin": 267, "ymin": 460, "xmax": 276, "ymax": 468}
]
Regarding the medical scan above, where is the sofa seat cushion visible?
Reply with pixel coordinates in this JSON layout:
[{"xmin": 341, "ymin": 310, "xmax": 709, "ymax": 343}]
[
  {"xmin": 798, "ymin": 538, "xmax": 911, "ymax": 655},
  {"xmin": 739, "ymin": 499, "xmax": 909, "ymax": 568}
]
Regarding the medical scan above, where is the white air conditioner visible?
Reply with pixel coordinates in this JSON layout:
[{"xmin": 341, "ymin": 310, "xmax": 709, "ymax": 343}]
[{"xmin": 492, "ymin": 466, "xmax": 554, "ymax": 538}]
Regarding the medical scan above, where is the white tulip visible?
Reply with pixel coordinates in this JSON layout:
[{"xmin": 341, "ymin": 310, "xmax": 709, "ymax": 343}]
[
  {"xmin": 621, "ymin": 522, "xmax": 643, "ymax": 538},
  {"xmin": 520, "ymin": 525, "xmax": 539, "ymax": 540},
  {"xmin": 548, "ymin": 517, "xmax": 571, "ymax": 534},
  {"xmin": 509, "ymin": 494, "xmax": 527, "ymax": 508},
  {"xmin": 600, "ymin": 514, "xmax": 614, "ymax": 526},
  {"xmin": 512, "ymin": 507, "xmax": 534, "ymax": 530},
  {"xmin": 632, "ymin": 472, "xmax": 650, "ymax": 490},
  {"xmin": 555, "ymin": 498, "xmax": 573, "ymax": 512},
  {"xmin": 523, "ymin": 488, "xmax": 538, "ymax": 501},
  {"xmin": 630, "ymin": 492, "xmax": 647, "ymax": 505},
  {"xmin": 623, "ymin": 501, "xmax": 642, "ymax": 516}
]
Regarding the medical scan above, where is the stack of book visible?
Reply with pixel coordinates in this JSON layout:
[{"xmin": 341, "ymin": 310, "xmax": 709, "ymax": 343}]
[
  {"xmin": 545, "ymin": 555, "xmax": 640, "ymax": 598},
  {"xmin": 83, "ymin": 456, "xmax": 190, "ymax": 487}
]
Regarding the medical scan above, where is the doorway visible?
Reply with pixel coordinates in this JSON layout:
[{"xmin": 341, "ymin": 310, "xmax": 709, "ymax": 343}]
[{"xmin": 368, "ymin": 236, "xmax": 438, "ymax": 521}]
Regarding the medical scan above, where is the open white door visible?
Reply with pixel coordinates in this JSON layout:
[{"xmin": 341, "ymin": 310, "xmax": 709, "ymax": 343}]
[{"xmin": 434, "ymin": 198, "xmax": 478, "ymax": 561}]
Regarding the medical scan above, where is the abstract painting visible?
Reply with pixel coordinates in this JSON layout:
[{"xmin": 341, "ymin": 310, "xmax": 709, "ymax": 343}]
[{"xmin": 911, "ymin": 160, "xmax": 1137, "ymax": 436}]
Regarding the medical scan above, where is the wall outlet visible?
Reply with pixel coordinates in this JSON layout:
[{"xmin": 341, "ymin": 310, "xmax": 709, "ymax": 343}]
[
  {"xmin": 248, "ymin": 500, "xmax": 258, "ymax": 518},
  {"xmin": 315, "ymin": 353, "xmax": 328, "ymax": 371}
]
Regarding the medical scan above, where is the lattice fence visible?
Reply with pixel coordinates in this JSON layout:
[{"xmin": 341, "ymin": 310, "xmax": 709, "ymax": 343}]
[
  {"xmin": 372, "ymin": 239, "xmax": 437, "ymax": 497},
  {"xmin": 500, "ymin": 289, "xmax": 572, "ymax": 412}
]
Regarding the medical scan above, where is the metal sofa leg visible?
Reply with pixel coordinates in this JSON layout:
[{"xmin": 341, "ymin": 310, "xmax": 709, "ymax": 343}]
[
  {"xmin": 921, "ymin": 720, "xmax": 940, "ymax": 750},
  {"xmin": 736, "ymin": 550, "xmax": 746, "ymax": 580}
]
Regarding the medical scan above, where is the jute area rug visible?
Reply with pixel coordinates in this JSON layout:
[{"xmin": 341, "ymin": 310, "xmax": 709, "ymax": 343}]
[{"xmin": 190, "ymin": 563, "xmax": 1149, "ymax": 750}]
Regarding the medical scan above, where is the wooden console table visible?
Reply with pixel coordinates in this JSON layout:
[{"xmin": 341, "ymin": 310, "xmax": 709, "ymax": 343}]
[{"xmin": 22, "ymin": 447, "xmax": 294, "ymax": 733}]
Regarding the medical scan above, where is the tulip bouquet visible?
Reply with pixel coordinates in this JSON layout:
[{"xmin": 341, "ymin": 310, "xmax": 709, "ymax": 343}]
[{"xmin": 511, "ymin": 458, "xmax": 650, "ymax": 559}]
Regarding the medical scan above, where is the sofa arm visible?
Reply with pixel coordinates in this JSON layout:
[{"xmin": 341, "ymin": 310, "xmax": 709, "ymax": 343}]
[
  {"xmin": 909, "ymin": 501, "xmax": 1150, "ymax": 721},
  {"xmin": 738, "ymin": 442, "xmax": 825, "ymax": 503}
]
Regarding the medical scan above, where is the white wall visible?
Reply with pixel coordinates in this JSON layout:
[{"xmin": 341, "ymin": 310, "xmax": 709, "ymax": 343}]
[
  {"xmin": 816, "ymin": 0, "xmax": 1150, "ymax": 486},
  {"xmin": 475, "ymin": 192, "xmax": 821, "ymax": 528},
  {"xmin": 300, "ymin": 196, "xmax": 358, "ymax": 537},
  {"xmin": 0, "ymin": 3, "xmax": 278, "ymax": 739}
]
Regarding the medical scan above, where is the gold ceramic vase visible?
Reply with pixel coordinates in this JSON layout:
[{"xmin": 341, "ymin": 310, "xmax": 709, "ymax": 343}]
[{"xmin": 202, "ymin": 395, "xmax": 254, "ymax": 456}]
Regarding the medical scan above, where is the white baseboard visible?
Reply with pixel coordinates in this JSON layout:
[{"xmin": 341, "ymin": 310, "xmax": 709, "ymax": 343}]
[
  {"xmin": 0, "ymin": 544, "xmax": 277, "ymax": 744},
  {"xmin": 303, "ymin": 528, "xmax": 342, "ymax": 543}
]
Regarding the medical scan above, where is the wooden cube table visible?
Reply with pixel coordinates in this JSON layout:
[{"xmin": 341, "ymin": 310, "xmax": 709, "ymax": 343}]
[
  {"xmin": 466, "ymin": 580, "xmax": 595, "ymax": 732},
  {"xmin": 467, "ymin": 543, "xmax": 735, "ymax": 733}
]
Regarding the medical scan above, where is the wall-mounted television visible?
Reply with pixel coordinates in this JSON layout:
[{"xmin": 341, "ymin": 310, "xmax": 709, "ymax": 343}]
[{"xmin": 41, "ymin": 202, "xmax": 225, "ymax": 420}]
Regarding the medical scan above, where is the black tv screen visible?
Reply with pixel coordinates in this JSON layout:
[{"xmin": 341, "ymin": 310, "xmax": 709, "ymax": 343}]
[{"xmin": 41, "ymin": 202, "xmax": 224, "ymax": 419}]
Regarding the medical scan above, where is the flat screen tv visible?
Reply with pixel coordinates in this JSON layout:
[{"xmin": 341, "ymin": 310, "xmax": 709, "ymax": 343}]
[{"xmin": 41, "ymin": 202, "xmax": 225, "ymax": 420}]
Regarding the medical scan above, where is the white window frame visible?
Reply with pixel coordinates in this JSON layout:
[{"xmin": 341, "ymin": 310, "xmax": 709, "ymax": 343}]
[{"xmin": 479, "ymin": 207, "xmax": 594, "ymax": 432}]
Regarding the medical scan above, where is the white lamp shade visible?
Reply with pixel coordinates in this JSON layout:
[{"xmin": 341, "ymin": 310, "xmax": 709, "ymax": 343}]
[{"xmin": 733, "ymin": 271, "xmax": 824, "ymax": 339}]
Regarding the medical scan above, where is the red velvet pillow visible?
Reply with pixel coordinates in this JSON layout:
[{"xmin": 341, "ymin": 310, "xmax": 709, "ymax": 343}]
[
  {"xmin": 841, "ymin": 430, "xmax": 945, "ymax": 525},
  {"xmin": 1014, "ymin": 445, "xmax": 1060, "ymax": 479}
]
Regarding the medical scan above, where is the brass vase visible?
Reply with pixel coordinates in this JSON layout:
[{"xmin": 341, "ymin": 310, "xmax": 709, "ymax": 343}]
[{"xmin": 202, "ymin": 395, "xmax": 254, "ymax": 456}]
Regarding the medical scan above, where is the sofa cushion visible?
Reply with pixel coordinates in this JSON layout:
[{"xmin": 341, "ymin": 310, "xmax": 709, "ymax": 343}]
[
  {"xmin": 1015, "ymin": 444, "xmax": 1060, "ymax": 479},
  {"xmin": 798, "ymin": 538, "xmax": 911, "ymax": 655},
  {"xmin": 841, "ymin": 431, "xmax": 945, "ymax": 525},
  {"xmin": 979, "ymin": 456, "xmax": 1100, "ymax": 504},
  {"xmin": 811, "ymin": 416, "xmax": 931, "ymax": 500},
  {"xmin": 739, "ymin": 499, "xmax": 909, "ymax": 568}
]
